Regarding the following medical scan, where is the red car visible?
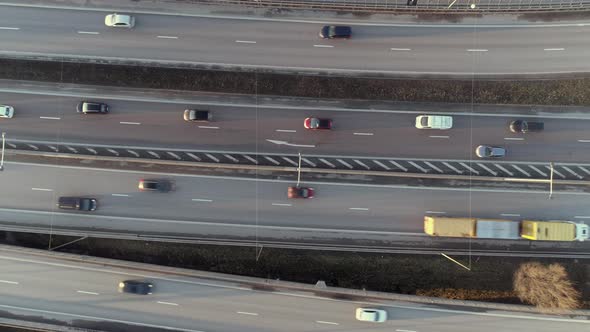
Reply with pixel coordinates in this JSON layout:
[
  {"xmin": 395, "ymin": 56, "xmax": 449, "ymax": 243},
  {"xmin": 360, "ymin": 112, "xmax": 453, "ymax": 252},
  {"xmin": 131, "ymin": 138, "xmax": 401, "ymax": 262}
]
[
  {"xmin": 304, "ymin": 117, "xmax": 332, "ymax": 130},
  {"xmin": 288, "ymin": 186, "xmax": 314, "ymax": 199}
]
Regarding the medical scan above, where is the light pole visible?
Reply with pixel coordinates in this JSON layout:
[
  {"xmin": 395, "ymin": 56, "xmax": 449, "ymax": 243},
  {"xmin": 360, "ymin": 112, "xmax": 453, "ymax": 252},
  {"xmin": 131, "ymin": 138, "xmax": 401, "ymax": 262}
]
[
  {"xmin": 296, "ymin": 153, "xmax": 302, "ymax": 187},
  {"xmin": 548, "ymin": 162, "xmax": 554, "ymax": 199},
  {"xmin": 0, "ymin": 132, "xmax": 5, "ymax": 171}
]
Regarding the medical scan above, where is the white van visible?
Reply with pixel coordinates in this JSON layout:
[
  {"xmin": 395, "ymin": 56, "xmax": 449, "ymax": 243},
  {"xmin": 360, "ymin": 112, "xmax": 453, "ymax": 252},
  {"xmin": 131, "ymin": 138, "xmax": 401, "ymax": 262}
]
[{"xmin": 415, "ymin": 115, "xmax": 453, "ymax": 130}]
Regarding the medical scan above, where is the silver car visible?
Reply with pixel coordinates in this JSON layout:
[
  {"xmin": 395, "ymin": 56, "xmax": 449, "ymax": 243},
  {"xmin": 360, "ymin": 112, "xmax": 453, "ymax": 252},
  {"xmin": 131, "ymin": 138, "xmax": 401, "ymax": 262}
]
[
  {"xmin": 105, "ymin": 13, "xmax": 135, "ymax": 28},
  {"xmin": 476, "ymin": 145, "xmax": 506, "ymax": 158}
]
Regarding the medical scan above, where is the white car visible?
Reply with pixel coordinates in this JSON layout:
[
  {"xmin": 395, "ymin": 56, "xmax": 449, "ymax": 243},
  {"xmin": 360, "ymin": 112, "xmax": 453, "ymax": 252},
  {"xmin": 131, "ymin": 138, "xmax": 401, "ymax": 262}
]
[
  {"xmin": 0, "ymin": 105, "xmax": 14, "ymax": 118},
  {"xmin": 355, "ymin": 308, "xmax": 387, "ymax": 323},
  {"xmin": 415, "ymin": 115, "xmax": 453, "ymax": 130},
  {"xmin": 104, "ymin": 13, "xmax": 135, "ymax": 28}
]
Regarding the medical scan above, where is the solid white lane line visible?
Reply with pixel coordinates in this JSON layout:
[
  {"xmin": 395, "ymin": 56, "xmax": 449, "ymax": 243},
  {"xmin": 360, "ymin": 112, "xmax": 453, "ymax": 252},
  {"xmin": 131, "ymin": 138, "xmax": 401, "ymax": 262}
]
[
  {"xmin": 429, "ymin": 135, "xmax": 449, "ymax": 139},
  {"xmin": 39, "ymin": 116, "xmax": 60, "ymax": 120},
  {"xmin": 237, "ymin": 311, "xmax": 259, "ymax": 316},
  {"xmin": 500, "ymin": 213, "xmax": 521, "ymax": 217},
  {"xmin": 426, "ymin": 211, "xmax": 446, "ymax": 214},
  {"xmin": 0, "ymin": 27, "xmax": 19, "ymax": 30},
  {"xmin": 349, "ymin": 207, "xmax": 369, "ymax": 211},
  {"xmin": 578, "ymin": 139, "xmax": 590, "ymax": 143},
  {"xmin": 157, "ymin": 301, "xmax": 179, "ymax": 306},
  {"xmin": 353, "ymin": 132, "xmax": 374, "ymax": 136},
  {"xmin": 77, "ymin": 31, "xmax": 99, "ymax": 35},
  {"xmin": 157, "ymin": 35, "xmax": 179, "ymax": 39},
  {"xmin": 0, "ymin": 304, "xmax": 203, "ymax": 332},
  {"xmin": 276, "ymin": 129, "xmax": 297, "ymax": 133},
  {"xmin": 0, "ymin": 279, "xmax": 18, "ymax": 285},
  {"xmin": 467, "ymin": 49, "xmax": 488, "ymax": 52},
  {"xmin": 119, "ymin": 121, "xmax": 141, "ymax": 125},
  {"xmin": 235, "ymin": 40, "xmax": 256, "ymax": 44},
  {"xmin": 504, "ymin": 137, "xmax": 524, "ymax": 141},
  {"xmin": 77, "ymin": 290, "xmax": 99, "ymax": 295},
  {"xmin": 316, "ymin": 320, "xmax": 339, "ymax": 325},
  {"xmin": 543, "ymin": 48, "xmax": 565, "ymax": 51},
  {"xmin": 272, "ymin": 203, "xmax": 292, "ymax": 207},
  {"xmin": 31, "ymin": 188, "xmax": 52, "ymax": 192},
  {"xmin": 313, "ymin": 44, "xmax": 334, "ymax": 48},
  {"xmin": 198, "ymin": 126, "xmax": 220, "ymax": 129},
  {"xmin": 574, "ymin": 216, "xmax": 590, "ymax": 219},
  {"xmin": 192, "ymin": 198, "xmax": 213, "ymax": 202},
  {"xmin": 111, "ymin": 194, "xmax": 129, "ymax": 197},
  {"xmin": 390, "ymin": 48, "xmax": 412, "ymax": 51}
]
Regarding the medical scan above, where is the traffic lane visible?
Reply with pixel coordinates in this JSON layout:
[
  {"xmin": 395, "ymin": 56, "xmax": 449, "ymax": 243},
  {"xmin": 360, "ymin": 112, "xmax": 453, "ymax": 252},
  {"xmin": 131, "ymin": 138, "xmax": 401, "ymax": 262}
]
[
  {"xmin": 3, "ymin": 164, "xmax": 590, "ymax": 233},
  {"xmin": 1, "ymin": 7, "xmax": 590, "ymax": 73},
  {"xmin": 4, "ymin": 95, "xmax": 590, "ymax": 161},
  {"xmin": 3, "ymin": 252, "xmax": 587, "ymax": 332},
  {"xmin": 0, "ymin": 255, "xmax": 386, "ymax": 332},
  {"xmin": 2, "ymin": 241, "xmax": 589, "ymax": 332}
]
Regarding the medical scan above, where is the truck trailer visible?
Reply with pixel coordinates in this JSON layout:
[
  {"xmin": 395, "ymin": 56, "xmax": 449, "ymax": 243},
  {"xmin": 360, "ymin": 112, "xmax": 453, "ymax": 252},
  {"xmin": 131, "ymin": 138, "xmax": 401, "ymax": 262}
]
[{"xmin": 424, "ymin": 216, "xmax": 588, "ymax": 241}]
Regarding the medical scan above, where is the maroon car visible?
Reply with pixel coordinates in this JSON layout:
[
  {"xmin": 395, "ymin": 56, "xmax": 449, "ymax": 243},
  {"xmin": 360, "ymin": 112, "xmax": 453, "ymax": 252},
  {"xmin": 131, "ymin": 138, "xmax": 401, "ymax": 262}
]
[
  {"xmin": 288, "ymin": 186, "xmax": 315, "ymax": 199},
  {"xmin": 304, "ymin": 117, "xmax": 332, "ymax": 130}
]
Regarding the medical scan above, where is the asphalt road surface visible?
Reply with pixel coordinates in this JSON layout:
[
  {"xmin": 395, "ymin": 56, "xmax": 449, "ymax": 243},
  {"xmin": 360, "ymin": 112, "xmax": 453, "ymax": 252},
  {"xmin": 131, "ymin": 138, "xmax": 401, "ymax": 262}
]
[
  {"xmin": 2, "ymin": 89, "xmax": 590, "ymax": 162},
  {"xmin": 2, "ymin": 163, "xmax": 589, "ymax": 236},
  {"xmin": 0, "ymin": 249, "xmax": 588, "ymax": 332},
  {"xmin": 0, "ymin": 6, "xmax": 588, "ymax": 74}
]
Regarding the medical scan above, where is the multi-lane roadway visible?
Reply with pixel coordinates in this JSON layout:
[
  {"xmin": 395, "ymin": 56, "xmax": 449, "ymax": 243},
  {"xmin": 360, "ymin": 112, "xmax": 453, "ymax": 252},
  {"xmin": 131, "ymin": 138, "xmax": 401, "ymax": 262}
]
[
  {"xmin": 3, "ymin": 87, "xmax": 590, "ymax": 162},
  {"xmin": 0, "ymin": 248, "xmax": 588, "ymax": 332},
  {"xmin": 2, "ymin": 163, "xmax": 590, "ymax": 238},
  {"xmin": 0, "ymin": 5, "xmax": 589, "ymax": 74}
]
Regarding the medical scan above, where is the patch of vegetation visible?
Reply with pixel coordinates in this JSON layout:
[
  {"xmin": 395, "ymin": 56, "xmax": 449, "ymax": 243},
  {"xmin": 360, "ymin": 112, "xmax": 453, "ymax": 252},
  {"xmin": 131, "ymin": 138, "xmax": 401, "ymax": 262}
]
[
  {"xmin": 1, "ymin": 58, "xmax": 590, "ymax": 105},
  {"xmin": 514, "ymin": 262, "xmax": 581, "ymax": 311}
]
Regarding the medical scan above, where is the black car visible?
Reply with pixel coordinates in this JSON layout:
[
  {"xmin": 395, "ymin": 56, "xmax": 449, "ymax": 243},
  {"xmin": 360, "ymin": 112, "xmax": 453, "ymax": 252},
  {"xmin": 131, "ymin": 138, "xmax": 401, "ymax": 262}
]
[
  {"xmin": 510, "ymin": 120, "xmax": 544, "ymax": 133},
  {"xmin": 138, "ymin": 179, "xmax": 173, "ymax": 192},
  {"xmin": 77, "ymin": 101, "xmax": 109, "ymax": 114},
  {"xmin": 57, "ymin": 197, "xmax": 97, "ymax": 211},
  {"xmin": 118, "ymin": 280, "xmax": 153, "ymax": 295},
  {"xmin": 319, "ymin": 25, "xmax": 352, "ymax": 39},
  {"xmin": 183, "ymin": 109, "xmax": 212, "ymax": 122}
]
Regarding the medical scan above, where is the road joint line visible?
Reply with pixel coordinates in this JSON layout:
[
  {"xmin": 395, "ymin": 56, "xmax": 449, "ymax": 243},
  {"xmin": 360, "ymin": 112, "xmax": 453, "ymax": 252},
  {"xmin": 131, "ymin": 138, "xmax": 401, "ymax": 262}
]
[
  {"xmin": 157, "ymin": 301, "xmax": 179, "ymax": 306},
  {"xmin": 31, "ymin": 188, "xmax": 52, "ymax": 192},
  {"xmin": 0, "ymin": 279, "xmax": 18, "ymax": 284},
  {"xmin": 76, "ymin": 290, "xmax": 99, "ymax": 295},
  {"xmin": 316, "ymin": 320, "xmax": 339, "ymax": 325},
  {"xmin": 192, "ymin": 199, "xmax": 213, "ymax": 202}
]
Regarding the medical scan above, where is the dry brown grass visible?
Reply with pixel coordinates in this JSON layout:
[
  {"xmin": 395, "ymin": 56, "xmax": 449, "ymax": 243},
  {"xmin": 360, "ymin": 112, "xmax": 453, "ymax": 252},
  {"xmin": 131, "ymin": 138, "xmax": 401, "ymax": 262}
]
[{"xmin": 514, "ymin": 262, "xmax": 581, "ymax": 311}]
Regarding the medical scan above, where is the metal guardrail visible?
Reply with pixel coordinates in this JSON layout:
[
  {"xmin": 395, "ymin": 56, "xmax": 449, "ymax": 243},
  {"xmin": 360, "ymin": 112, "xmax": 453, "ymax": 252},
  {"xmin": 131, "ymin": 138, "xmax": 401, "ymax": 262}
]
[
  {"xmin": 7, "ymin": 139, "xmax": 590, "ymax": 181},
  {"xmin": 198, "ymin": 0, "xmax": 590, "ymax": 12}
]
